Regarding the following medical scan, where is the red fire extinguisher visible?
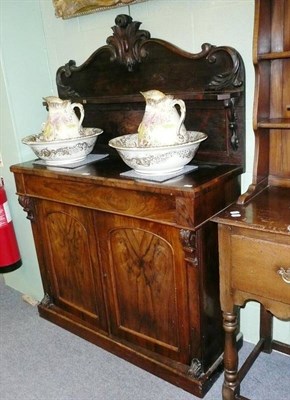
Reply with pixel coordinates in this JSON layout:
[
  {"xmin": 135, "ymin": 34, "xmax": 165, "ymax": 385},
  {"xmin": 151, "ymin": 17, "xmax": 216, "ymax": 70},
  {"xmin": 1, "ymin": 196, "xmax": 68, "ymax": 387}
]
[{"xmin": 0, "ymin": 178, "xmax": 22, "ymax": 273}]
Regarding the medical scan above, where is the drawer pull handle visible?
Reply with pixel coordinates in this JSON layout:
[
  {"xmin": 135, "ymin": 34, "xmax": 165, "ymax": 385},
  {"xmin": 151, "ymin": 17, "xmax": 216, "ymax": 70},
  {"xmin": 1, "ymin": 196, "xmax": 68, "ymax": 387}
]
[{"xmin": 277, "ymin": 268, "xmax": 290, "ymax": 284}]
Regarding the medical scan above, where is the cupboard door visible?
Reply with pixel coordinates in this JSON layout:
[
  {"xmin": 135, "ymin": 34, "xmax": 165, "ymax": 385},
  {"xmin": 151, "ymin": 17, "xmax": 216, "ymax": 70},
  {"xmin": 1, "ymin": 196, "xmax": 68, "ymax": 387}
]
[
  {"xmin": 96, "ymin": 212, "xmax": 191, "ymax": 363},
  {"xmin": 37, "ymin": 200, "xmax": 107, "ymax": 331}
]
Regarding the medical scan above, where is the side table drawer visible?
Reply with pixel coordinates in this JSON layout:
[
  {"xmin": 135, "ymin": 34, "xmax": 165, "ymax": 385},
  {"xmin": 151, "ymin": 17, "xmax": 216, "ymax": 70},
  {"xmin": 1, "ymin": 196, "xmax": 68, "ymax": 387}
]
[{"xmin": 230, "ymin": 231, "xmax": 290, "ymax": 305}]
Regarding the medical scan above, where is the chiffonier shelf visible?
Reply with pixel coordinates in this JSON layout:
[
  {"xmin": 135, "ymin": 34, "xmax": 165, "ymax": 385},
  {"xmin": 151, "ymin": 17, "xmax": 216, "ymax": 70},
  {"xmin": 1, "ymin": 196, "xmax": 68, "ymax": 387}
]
[
  {"xmin": 11, "ymin": 14, "xmax": 246, "ymax": 398},
  {"xmin": 212, "ymin": 1, "xmax": 290, "ymax": 399}
]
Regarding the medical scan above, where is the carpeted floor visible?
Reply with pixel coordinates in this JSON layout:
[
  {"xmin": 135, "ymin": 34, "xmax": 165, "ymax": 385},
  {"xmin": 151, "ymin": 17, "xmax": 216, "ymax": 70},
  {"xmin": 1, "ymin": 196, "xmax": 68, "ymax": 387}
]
[{"xmin": 0, "ymin": 279, "xmax": 289, "ymax": 400}]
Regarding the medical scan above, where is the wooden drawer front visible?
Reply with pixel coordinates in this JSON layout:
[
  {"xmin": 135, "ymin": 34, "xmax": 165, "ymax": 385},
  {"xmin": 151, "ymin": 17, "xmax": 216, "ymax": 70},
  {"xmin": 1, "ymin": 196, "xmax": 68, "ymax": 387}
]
[{"xmin": 230, "ymin": 234, "xmax": 290, "ymax": 304}]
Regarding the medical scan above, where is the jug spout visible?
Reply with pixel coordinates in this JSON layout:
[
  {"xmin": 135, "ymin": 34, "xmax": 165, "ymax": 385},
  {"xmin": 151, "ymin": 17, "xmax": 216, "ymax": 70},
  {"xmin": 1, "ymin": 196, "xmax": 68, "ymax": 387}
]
[
  {"xmin": 140, "ymin": 90, "xmax": 172, "ymax": 103},
  {"xmin": 43, "ymin": 96, "xmax": 64, "ymax": 104}
]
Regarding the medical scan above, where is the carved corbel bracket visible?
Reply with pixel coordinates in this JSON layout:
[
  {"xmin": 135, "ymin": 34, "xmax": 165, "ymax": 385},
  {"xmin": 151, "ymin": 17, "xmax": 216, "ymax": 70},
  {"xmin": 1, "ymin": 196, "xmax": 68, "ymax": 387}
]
[
  {"xmin": 179, "ymin": 229, "xmax": 198, "ymax": 266},
  {"xmin": 224, "ymin": 97, "xmax": 239, "ymax": 151},
  {"xmin": 18, "ymin": 195, "xmax": 35, "ymax": 221}
]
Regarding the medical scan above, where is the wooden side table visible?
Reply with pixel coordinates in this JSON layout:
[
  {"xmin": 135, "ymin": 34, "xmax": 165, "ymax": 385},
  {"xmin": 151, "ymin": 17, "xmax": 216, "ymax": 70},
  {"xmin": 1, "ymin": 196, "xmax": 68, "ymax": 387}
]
[{"xmin": 213, "ymin": 186, "xmax": 290, "ymax": 400}]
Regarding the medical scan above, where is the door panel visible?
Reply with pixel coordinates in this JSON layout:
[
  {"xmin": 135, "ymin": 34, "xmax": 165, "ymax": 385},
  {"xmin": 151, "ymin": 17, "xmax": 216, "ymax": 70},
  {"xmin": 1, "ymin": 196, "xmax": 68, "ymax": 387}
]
[
  {"xmin": 96, "ymin": 212, "xmax": 191, "ymax": 363},
  {"xmin": 37, "ymin": 200, "xmax": 107, "ymax": 330}
]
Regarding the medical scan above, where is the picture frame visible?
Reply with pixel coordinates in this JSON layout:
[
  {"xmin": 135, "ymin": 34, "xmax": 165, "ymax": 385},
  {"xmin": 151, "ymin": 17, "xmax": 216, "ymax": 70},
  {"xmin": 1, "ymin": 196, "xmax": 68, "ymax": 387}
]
[{"xmin": 53, "ymin": 0, "xmax": 147, "ymax": 19}]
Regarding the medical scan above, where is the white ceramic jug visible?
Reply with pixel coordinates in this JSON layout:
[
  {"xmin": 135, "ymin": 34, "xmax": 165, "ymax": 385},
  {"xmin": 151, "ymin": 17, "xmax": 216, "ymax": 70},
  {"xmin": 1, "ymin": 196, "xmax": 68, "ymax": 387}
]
[
  {"xmin": 42, "ymin": 96, "xmax": 84, "ymax": 141},
  {"xmin": 137, "ymin": 90, "xmax": 188, "ymax": 147}
]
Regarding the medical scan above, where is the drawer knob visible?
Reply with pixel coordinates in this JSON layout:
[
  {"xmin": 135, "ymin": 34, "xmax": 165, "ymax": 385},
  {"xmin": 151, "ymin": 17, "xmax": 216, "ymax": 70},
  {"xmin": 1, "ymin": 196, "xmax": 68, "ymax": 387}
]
[{"xmin": 277, "ymin": 268, "xmax": 290, "ymax": 284}]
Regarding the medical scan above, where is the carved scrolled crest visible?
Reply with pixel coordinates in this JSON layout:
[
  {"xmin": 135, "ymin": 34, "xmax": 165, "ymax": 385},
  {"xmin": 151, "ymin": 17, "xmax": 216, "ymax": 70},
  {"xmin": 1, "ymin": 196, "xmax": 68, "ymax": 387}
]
[
  {"xmin": 207, "ymin": 46, "xmax": 244, "ymax": 91},
  {"xmin": 106, "ymin": 14, "xmax": 150, "ymax": 71},
  {"xmin": 56, "ymin": 14, "xmax": 151, "ymax": 97}
]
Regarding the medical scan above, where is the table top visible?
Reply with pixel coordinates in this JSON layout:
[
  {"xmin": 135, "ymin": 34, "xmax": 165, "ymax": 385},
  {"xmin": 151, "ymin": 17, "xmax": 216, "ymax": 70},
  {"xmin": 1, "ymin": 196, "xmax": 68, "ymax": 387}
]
[
  {"xmin": 10, "ymin": 158, "xmax": 242, "ymax": 198},
  {"xmin": 212, "ymin": 186, "xmax": 290, "ymax": 236}
]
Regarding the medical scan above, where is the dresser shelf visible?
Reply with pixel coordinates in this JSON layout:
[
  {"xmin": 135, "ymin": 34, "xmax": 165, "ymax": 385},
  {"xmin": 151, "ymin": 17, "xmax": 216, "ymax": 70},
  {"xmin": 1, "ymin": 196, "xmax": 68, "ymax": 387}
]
[
  {"xmin": 241, "ymin": 0, "xmax": 290, "ymax": 202},
  {"xmin": 258, "ymin": 51, "xmax": 290, "ymax": 60},
  {"xmin": 257, "ymin": 118, "xmax": 290, "ymax": 129}
]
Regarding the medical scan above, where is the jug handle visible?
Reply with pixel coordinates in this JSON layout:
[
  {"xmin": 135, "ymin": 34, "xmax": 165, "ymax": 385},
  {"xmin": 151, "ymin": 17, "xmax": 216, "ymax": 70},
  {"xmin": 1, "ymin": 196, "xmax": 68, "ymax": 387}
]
[
  {"xmin": 72, "ymin": 103, "xmax": 85, "ymax": 128},
  {"xmin": 174, "ymin": 99, "xmax": 186, "ymax": 136}
]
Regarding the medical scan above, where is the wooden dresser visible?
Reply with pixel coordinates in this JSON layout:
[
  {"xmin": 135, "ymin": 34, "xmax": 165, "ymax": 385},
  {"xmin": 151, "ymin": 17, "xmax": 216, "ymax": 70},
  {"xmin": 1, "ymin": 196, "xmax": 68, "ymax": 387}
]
[
  {"xmin": 10, "ymin": 15, "xmax": 246, "ymax": 397},
  {"xmin": 213, "ymin": 1, "xmax": 290, "ymax": 399}
]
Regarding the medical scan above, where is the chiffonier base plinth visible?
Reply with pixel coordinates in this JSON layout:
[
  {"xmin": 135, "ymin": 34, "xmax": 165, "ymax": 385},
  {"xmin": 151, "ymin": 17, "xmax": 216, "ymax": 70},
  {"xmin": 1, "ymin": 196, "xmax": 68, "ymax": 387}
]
[{"xmin": 38, "ymin": 302, "xmax": 225, "ymax": 398}]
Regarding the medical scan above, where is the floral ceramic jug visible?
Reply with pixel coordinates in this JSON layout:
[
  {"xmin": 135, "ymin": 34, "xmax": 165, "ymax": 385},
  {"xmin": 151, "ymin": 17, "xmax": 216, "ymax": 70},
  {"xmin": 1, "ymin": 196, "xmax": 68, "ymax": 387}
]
[
  {"xmin": 42, "ymin": 96, "xmax": 84, "ymax": 141},
  {"xmin": 137, "ymin": 90, "xmax": 188, "ymax": 147}
]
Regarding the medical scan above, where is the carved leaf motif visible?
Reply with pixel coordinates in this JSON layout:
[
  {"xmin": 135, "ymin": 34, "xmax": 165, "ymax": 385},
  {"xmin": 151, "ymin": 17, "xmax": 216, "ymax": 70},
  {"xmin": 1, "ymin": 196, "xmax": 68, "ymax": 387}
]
[
  {"xmin": 18, "ymin": 196, "xmax": 34, "ymax": 221},
  {"xmin": 180, "ymin": 229, "xmax": 198, "ymax": 266},
  {"xmin": 56, "ymin": 60, "xmax": 80, "ymax": 97},
  {"xmin": 107, "ymin": 14, "xmax": 150, "ymax": 71},
  {"xmin": 56, "ymin": 14, "xmax": 151, "ymax": 96},
  {"xmin": 207, "ymin": 46, "xmax": 244, "ymax": 90},
  {"xmin": 188, "ymin": 358, "xmax": 203, "ymax": 378},
  {"xmin": 224, "ymin": 97, "xmax": 239, "ymax": 151},
  {"xmin": 41, "ymin": 293, "xmax": 53, "ymax": 308}
]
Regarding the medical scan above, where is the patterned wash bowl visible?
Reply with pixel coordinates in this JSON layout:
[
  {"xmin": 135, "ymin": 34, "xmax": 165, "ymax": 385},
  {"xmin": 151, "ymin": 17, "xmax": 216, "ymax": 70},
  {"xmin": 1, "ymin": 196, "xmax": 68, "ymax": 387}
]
[
  {"xmin": 109, "ymin": 131, "xmax": 207, "ymax": 175},
  {"xmin": 22, "ymin": 128, "xmax": 103, "ymax": 165}
]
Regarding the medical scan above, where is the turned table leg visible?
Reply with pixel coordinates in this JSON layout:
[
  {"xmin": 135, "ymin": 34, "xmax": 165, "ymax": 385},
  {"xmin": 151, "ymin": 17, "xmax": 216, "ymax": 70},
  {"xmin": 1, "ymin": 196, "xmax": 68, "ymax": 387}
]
[{"xmin": 222, "ymin": 311, "xmax": 239, "ymax": 400}]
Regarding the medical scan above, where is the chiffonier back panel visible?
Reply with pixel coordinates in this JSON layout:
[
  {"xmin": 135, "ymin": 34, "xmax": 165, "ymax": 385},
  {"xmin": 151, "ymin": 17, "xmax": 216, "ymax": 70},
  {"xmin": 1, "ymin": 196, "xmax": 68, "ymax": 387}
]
[{"xmin": 55, "ymin": 14, "xmax": 245, "ymax": 168}]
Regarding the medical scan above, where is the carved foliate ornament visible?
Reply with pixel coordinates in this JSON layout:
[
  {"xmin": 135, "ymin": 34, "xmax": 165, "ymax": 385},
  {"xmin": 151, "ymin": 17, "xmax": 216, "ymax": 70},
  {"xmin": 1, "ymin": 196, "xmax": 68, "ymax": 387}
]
[
  {"xmin": 56, "ymin": 60, "xmax": 79, "ymax": 98},
  {"xmin": 56, "ymin": 14, "xmax": 245, "ymax": 102},
  {"xmin": 107, "ymin": 14, "xmax": 150, "ymax": 71},
  {"xmin": 207, "ymin": 45, "xmax": 244, "ymax": 90},
  {"xmin": 41, "ymin": 293, "xmax": 54, "ymax": 308},
  {"xmin": 224, "ymin": 97, "xmax": 239, "ymax": 151},
  {"xmin": 188, "ymin": 358, "xmax": 203, "ymax": 378},
  {"xmin": 18, "ymin": 196, "xmax": 35, "ymax": 221},
  {"xmin": 179, "ymin": 229, "xmax": 198, "ymax": 266}
]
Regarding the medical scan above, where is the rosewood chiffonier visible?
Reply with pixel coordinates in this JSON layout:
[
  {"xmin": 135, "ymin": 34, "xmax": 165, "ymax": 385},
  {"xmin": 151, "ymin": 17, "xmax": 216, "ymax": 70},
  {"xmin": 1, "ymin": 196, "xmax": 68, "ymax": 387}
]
[{"xmin": 11, "ymin": 15, "xmax": 246, "ymax": 397}]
